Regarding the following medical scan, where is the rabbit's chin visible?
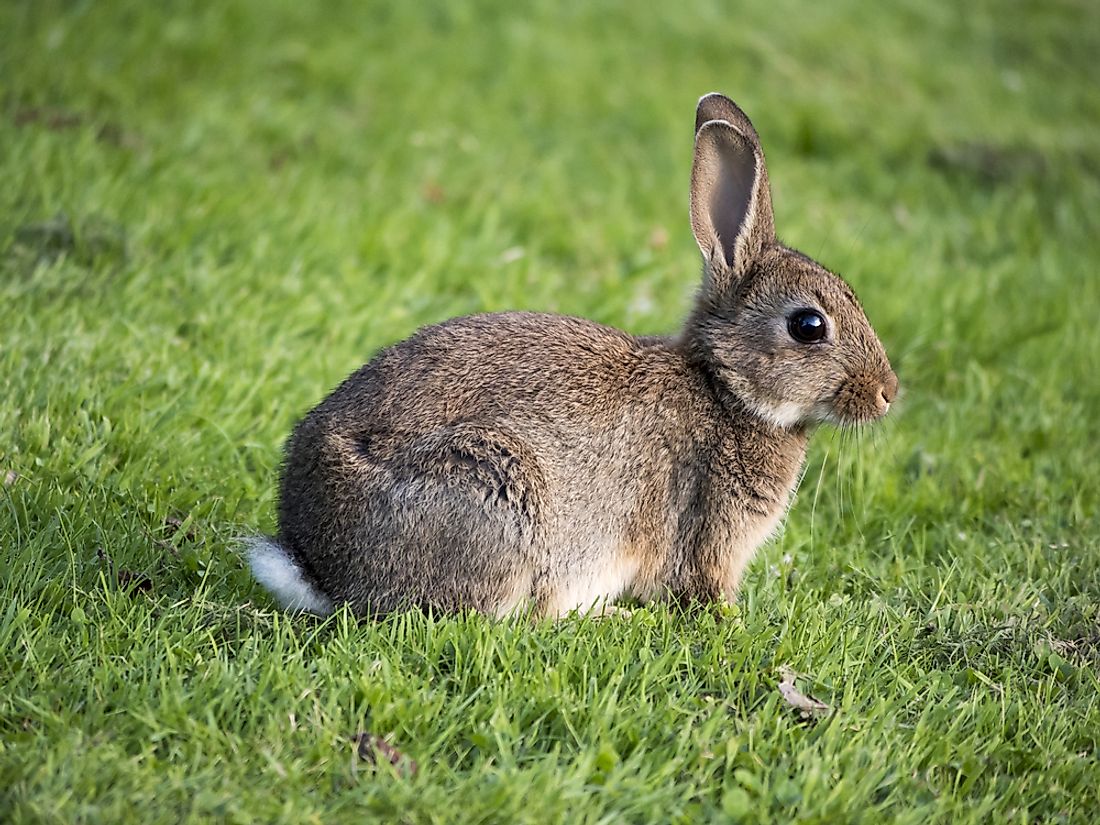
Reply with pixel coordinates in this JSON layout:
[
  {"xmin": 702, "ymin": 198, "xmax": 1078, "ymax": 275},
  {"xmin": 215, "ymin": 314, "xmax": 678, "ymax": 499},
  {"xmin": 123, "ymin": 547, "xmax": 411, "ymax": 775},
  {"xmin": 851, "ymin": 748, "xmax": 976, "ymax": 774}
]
[
  {"xmin": 820, "ymin": 402, "xmax": 893, "ymax": 429},
  {"xmin": 747, "ymin": 397, "xmax": 888, "ymax": 430},
  {"xmin": 745, "ymin": 399, "xmax": 813, "ymax": 429}
]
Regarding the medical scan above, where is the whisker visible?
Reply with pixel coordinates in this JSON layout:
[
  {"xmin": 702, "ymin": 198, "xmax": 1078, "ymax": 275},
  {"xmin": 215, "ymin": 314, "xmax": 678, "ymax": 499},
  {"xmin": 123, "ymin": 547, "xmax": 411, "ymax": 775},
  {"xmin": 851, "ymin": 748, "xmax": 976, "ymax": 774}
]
[
  {"xmin": 834, "ymin": 429, "xmax": 847, "ymax": 526},
  {"xmin": 781, "ymin": 443, "xmax": 815, "ymax": 543},
  {"xmin": 809, "ymin": 436, "xmax": 833, "ymax": 553}
]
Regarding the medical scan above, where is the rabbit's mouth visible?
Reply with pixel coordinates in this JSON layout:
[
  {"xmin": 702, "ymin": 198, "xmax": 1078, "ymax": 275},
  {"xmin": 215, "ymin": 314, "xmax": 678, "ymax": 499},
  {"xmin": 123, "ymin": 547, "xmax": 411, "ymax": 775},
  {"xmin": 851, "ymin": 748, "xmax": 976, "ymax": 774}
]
[
  {"xmin": 824, "ymin": 373, "xmax": 899, "ymax": 426},
  {"xmin": 823, "ymin": 405, "xmax": 891, "ymax": 428}
]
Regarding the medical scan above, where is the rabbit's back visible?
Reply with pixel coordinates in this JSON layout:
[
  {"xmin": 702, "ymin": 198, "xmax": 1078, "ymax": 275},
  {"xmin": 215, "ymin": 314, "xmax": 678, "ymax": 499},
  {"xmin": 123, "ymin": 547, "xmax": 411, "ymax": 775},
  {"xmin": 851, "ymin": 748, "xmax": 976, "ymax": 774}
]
[{"xmin": 319, "ymin": 312, "xmax": 661, "ymax": 424}]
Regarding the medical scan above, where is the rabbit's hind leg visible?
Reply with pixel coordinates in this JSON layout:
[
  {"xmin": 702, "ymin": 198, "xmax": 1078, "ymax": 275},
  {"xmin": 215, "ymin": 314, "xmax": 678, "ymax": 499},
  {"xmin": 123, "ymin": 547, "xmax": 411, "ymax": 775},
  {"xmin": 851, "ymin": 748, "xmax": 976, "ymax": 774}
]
[{"xmin": 348, "ymin": 424, "xmax": 548, "ymax": 617}]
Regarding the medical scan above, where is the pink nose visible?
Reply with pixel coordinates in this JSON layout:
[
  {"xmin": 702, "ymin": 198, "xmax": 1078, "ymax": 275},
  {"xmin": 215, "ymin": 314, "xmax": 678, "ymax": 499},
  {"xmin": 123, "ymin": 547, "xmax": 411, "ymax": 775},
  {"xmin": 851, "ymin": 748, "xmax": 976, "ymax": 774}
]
[{"xmin": 879, "ymin": 371, "xmax": 899, "ymax": 405}]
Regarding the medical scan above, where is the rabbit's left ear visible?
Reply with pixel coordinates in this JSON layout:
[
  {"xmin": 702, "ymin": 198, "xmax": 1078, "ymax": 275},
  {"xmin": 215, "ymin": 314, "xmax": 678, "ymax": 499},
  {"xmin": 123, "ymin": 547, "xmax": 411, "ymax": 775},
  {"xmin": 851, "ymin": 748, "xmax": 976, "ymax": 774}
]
[{"xmin": 690, "ymin": 98, "xmax": 775, "ymax": 292}]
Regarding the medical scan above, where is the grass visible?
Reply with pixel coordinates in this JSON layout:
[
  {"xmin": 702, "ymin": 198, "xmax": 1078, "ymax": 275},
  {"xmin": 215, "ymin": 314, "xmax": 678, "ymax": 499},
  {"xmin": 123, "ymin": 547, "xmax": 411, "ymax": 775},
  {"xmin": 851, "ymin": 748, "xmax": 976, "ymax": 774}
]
[{"xmin": 1, "ymin": 0, "xmax": 1098, "ymax": 821}]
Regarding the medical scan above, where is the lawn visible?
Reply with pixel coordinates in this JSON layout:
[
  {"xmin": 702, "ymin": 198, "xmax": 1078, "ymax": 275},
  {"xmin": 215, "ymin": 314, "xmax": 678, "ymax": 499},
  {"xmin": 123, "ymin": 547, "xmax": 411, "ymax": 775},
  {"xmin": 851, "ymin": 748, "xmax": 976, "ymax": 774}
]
[{"xmin": 1, "ymin": 0, "xmax": 1098, "ymax": 822}]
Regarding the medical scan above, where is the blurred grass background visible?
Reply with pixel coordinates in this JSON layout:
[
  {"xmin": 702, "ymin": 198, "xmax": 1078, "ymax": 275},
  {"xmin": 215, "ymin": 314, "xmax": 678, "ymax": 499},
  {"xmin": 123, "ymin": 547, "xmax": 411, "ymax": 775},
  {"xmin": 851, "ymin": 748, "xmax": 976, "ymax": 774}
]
[{"xmin": 1, "ymin": 1, "xmax": 1098, "ymax": 822}]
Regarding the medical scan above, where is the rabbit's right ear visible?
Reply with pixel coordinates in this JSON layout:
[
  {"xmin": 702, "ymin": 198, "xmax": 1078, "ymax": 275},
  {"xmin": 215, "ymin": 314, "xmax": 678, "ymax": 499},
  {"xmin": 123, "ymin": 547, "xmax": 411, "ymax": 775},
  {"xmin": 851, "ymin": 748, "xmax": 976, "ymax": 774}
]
[{"xmin": 690, "ymin": 117, "xmax": 775, "ymax": 294}]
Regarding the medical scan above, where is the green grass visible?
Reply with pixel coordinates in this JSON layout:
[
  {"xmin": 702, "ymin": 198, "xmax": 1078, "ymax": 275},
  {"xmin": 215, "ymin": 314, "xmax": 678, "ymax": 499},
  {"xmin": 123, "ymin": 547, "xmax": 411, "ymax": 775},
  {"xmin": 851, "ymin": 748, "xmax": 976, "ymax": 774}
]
[{"xmin": 2, "ymin": 0, "xmax": 1099, "ymax": 822}]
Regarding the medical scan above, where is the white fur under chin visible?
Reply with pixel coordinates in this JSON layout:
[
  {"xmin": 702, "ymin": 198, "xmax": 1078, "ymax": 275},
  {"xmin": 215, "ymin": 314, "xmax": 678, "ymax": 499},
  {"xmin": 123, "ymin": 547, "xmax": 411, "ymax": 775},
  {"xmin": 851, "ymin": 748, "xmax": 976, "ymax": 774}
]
[
  {"xmin": 749, "ymin": 399, "xmax": 807, "ymax": 429},
  {"xmin": 750, "ymin": 398, "xmax": 840, "ymax": 429},
  {"xmin": 245, "ymin": 537, "xmax": 333, "ymax": 615}
]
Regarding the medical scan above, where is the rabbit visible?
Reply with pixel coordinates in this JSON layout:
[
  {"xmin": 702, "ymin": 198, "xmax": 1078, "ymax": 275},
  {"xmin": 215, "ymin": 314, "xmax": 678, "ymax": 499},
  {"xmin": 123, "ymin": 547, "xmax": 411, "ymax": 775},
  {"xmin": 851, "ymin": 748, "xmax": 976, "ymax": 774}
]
[{"xmin": 247, "ymin": 92, "xmax": 898, "ymax": 619}]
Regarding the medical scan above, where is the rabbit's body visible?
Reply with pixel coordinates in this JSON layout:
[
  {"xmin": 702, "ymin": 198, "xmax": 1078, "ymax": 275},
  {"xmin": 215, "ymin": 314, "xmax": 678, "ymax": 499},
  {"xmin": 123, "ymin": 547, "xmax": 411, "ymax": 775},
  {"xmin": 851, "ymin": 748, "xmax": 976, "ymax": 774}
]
[
  {"xmin": 264, "ymin": 311, "xmax": 808, "ymax": 617},
  {"xmin": 249, "ymin": 94, "xmax": 897, "ymax": 618}
]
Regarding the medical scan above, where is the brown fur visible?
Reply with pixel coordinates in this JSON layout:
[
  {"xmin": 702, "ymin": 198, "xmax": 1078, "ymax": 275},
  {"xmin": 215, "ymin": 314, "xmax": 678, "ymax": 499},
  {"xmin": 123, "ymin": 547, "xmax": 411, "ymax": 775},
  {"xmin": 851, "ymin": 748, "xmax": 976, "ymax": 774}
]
[{"xmin": 256, "ymin": 93, "xmax": 898, "ymax": 618}]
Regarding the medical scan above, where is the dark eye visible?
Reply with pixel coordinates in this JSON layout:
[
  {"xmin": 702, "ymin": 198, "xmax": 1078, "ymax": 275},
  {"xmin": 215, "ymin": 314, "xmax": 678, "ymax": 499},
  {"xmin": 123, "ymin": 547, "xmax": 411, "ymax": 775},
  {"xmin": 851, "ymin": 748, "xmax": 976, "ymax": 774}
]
[{"xmin": 787, "ymin": 309, "xmax": 828, "ymax": 343}]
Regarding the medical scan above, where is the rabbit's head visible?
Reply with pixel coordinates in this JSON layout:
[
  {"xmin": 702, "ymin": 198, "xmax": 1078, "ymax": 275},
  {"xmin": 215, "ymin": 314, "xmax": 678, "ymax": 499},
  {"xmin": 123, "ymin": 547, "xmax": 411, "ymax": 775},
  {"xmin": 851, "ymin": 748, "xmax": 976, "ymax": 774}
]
[{"xmin": 685, "ymin": 94, "xmax": 897, "ymax": 428}]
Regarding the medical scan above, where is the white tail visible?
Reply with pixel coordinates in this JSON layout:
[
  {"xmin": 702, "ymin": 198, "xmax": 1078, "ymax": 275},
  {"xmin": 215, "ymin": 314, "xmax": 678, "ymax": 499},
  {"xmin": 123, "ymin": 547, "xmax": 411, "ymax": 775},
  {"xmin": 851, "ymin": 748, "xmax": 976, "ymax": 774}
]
[{"xmin": 245, "ymin": 537, "xmax": 334, "ymax": 615}]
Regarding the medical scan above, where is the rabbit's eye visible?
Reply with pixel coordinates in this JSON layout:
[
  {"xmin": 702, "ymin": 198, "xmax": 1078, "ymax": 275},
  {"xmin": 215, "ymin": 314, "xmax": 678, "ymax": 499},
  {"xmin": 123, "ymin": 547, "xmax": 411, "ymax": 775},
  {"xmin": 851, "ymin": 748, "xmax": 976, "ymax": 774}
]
[{"xmin": 787, "ymin": 309, "xmax": 828, "ymax": 344}]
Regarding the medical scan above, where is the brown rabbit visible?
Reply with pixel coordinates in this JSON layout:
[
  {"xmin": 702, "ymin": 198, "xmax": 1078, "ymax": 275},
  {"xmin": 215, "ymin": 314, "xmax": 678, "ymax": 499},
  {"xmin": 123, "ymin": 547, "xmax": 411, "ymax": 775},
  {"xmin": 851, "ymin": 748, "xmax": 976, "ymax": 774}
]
[{"xmin": 248, "ymin": 93, "xmax": 898, "ymax": 618}]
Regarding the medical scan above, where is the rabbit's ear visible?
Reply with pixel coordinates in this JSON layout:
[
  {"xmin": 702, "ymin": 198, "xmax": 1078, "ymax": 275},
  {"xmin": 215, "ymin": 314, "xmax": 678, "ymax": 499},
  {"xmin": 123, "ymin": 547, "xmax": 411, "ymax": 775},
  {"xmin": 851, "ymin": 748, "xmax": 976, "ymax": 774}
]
[
  {"xmin": 694, "ymin": 92, "xmax": 762, "ymax": 142},
  {"xmin": 690, "ymin": 112, "xmax": 775, "ymax": 292}
]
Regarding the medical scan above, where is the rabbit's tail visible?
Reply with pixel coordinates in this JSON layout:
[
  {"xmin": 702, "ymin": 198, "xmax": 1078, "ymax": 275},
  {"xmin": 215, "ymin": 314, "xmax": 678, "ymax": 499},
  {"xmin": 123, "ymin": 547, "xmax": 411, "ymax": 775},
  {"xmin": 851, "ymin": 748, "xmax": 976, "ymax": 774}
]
[{"xmin": 246, "ymin": 536, "xmax": 333, "ymax": 615}]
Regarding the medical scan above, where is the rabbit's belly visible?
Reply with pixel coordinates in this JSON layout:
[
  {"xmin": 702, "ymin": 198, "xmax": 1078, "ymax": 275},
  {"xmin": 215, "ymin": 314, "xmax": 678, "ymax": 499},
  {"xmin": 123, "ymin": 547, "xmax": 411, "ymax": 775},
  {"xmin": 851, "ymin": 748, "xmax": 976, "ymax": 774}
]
[
  {"xmin": 491, "ymin": 568, "xmax": 537, "ymax": 619},
  {"xmin": 552, "ymin": 542, "xmax": 640, "ymax": 616}
]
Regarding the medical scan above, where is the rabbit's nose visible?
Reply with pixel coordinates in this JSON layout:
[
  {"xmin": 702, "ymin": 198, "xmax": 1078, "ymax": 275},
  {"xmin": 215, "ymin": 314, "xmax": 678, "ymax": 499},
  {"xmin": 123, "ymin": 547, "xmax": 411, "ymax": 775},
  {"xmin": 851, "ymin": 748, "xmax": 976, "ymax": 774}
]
[{"xmin": 879, "ymin": 372, "xmax": 899, "ymax": 405}]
